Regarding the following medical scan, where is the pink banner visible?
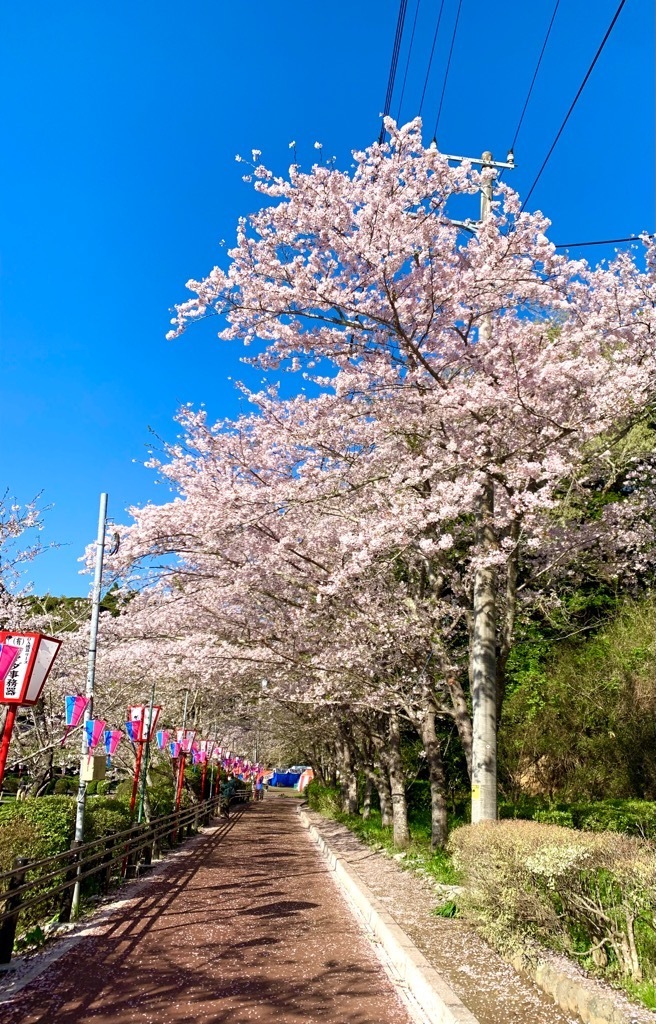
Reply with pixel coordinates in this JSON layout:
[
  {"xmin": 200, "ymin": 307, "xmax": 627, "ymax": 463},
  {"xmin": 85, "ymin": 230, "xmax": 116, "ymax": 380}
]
[
  {"xmin": 85, "ymin": 719, "xmax": 106, "ymax": 751},
  {"xmin": 0, "ymin": 644, "xmax": 19, "ymax": 682}
]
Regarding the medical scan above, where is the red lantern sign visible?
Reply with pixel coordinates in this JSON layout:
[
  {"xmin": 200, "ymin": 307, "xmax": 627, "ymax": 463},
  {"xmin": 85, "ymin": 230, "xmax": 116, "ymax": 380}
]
[
  {"xmin": 128, "ymin": 703, "xmax": 161, "ymax": 743},
  {"xmin": 0, "ymin": 632, "xmax": 63, "ymax": 791},
  {"xmin": 126, "ymin": 703, "xmax": 162, "ymax": 813},
  {"xmin": 0, "ymin": 632, "xmax": 62, "ymax": 706}
]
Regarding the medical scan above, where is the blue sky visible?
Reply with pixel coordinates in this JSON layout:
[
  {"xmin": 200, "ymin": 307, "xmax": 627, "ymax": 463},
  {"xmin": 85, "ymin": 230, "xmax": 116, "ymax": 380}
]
[{"xmin": 0, "ymin": 0, "xmax": 653, "ymax": 596}]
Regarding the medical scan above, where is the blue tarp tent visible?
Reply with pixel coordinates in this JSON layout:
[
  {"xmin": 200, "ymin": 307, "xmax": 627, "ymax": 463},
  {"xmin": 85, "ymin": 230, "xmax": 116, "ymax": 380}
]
[{"xmin": 268, "ymin": 771, "xmax": 302, "ymax": 788}]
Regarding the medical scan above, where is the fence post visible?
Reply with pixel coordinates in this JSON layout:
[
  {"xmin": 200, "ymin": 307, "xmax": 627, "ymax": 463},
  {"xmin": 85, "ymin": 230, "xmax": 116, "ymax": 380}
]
[
  {"xmin": 0, "ymin": 857, "xmax": 29, "ymax": 964},
  {"xmin": 59, "ymin": 841, "xmax": 82, "ymax": 923},
  {"xmin": 101, "ymin": 837, "xmax": 115, "ymax": 893}
]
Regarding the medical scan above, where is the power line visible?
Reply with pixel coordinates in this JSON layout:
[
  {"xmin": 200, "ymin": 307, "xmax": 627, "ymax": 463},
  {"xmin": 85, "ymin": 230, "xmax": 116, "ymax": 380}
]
[
  {"xmin": 434, "ymin": 0, "xmax": 464, "ymax": 137},
  {"xmin": 397, "ymin": 0, "xmax": 422, "ymax": 123},
  {"xmin": 379, "ymin": 0, "xmax": 410, "ymax": 143},
  {"xmin": 510, "ymin": 0, "xmax": 561, "ymax": 154},
  {"xmin": 418, "ymin": 0, "xmax": 446, "ymax": 116},
  {"xmin": 521, "ymin": 0, "xmax": 629, "ymax": 211},
  {"xmin": 554, "ymin": 235, "xmax": 649, "ymax": 249}
]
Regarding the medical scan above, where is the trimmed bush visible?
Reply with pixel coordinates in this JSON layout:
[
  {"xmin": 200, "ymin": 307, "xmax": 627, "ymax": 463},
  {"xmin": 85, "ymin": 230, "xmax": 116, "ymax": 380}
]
[
  {"xmin": 449, "ymin": 820, "xmax": 655, "ymax": 988},
  {"xmin": 52, "ymin": 778, "xmax": 76, "ymax": 795},
  {"xmin": 0, "ymin": 818, "xmax": 42, "ymax": 872},
  {"xmin": 0, "ymin": 796, "xmax": 77, "ymax": 861},
  {"xmin": 84, "ymin": 797, "xmax": 133, "ymax": 841}
]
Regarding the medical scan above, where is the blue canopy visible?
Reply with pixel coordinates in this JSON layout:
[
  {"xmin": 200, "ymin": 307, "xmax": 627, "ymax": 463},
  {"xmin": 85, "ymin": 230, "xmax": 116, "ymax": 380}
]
[{"xmin": 268, "ymin": 771, "xmax": 302, "ymax": 787}]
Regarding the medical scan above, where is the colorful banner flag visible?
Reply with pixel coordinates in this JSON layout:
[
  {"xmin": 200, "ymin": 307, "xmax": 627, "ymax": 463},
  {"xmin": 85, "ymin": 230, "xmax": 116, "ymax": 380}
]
[
  {"xmin": 85, "ymin": 719, "xmax": 106, "ymax": 751},
  {"xmin": 125, "ymin": 720, "xmax": 142, "ymax": 743},
  {"xmin": 169, "ymin": 741, "xmax": 181, "ymax": 758},
  {"xmin": 103, "ymin": 728, "xmax": 122, "ymax": 764},
  {"xmin": 60, "ymin": 694, "xmax": 89, "ymax": 746},
  {"xmin": 156, "ymin": 729, "xmax": 170, "ymax": 750}
]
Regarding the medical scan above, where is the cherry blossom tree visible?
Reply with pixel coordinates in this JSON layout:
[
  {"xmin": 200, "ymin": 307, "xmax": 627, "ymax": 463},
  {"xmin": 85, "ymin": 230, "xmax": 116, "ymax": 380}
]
[{"xmin": 159, "ymin": 118, "xmax": 656, "ymax": 822}]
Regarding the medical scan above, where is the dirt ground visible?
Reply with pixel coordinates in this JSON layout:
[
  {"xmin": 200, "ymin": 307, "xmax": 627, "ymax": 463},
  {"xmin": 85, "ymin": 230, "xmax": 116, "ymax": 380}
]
[{"xmin": 0, "ymin": 800, "xmax": 412, "ymax": 1024}]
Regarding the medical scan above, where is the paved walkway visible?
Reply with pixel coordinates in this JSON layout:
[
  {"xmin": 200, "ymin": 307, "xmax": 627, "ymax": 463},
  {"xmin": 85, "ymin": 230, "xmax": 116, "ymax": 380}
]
[{"xmin": 2, "ymin": 800, "xmax": 412, "ymax": 1024}]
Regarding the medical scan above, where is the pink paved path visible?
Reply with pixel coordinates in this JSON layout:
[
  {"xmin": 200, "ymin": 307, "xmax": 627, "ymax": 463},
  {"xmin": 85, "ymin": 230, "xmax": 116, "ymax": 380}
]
[{"xmin": 2, "ymin": 800, "xmax": 411, "ymax": 1024}]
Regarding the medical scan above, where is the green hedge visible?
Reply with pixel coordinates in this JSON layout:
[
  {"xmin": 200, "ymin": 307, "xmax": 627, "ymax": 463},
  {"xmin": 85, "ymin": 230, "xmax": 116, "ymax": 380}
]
[
  {"xmin": 0, "ymin": 795, "xmax": 136, "ymax": 942},
  {"xmin": 501, "ymin": 798, "xmax": 656, "ymax": 839}
]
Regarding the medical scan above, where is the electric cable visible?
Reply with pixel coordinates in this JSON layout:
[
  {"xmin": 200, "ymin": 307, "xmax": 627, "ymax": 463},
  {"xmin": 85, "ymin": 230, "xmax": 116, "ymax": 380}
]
[
  {"xmin": 521, "ymin": 0, "xmax": 629, "ymax": 211},
  {"xmin": 510, "ymin": 0, "xmax": 561, "ymax": 154},
  {"xmin": 418, "ymin": 0, "xmax": 447, "ymax": 116},
  {"xmin": 433, "ymin": 0, "xmax": 464, "ymax": 137},
  {"xmin": 397, "ymin": 0, "xmax": 422, "ymax": 123},
  {"xmin": 554, "ymin": 235, "xmax": 650, "ymax": 249},
  {"xmin": 379, "ymin": 0, "xmax": 410, "ymax": 143}
]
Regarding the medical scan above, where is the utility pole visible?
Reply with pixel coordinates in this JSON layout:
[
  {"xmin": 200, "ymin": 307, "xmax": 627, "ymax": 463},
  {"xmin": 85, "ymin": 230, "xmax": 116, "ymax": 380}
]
[
  {"xmin": 71, "ymin": 492, "xmax": 108, "ymax": 918},
  {"xmin": 433, "ymin": 146, "xmax": 515, "ymax": 824},
  {"xmin": 471, "ymin": 152, "xmax": 498, "ymax": 825}
]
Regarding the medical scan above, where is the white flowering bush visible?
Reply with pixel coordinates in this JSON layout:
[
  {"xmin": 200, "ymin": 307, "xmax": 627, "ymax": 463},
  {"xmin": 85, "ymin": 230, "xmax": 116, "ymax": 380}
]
[{"xmin": 449, "ymin": 820, "xmax": 655, "ymax": 985}]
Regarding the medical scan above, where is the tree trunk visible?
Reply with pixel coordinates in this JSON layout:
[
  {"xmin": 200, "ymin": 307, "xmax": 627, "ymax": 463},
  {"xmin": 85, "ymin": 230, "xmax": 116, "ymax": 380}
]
[
  {"xmin": 420, "ymin": 709, "xmax": 448, "ymax": 849},
  {"xmin": 497, "ymin": 519, "xmax": 520, "ymax": 722},
  {"xmin": 369, "ymin": 719, "xmax": 393, "ymax": 828},
  {"xmin": 387, "ymin": 712, "xmax": 410, "ymax": 848},
  {"xmin": 28, "ymin": 700, "xmax": 55, "ymax": 797},
  {"xmin": 470, "ymin": 479, "xmax": 497, "ymax": 823},
  {"xmin": 376, "ymin": 772, "xmax": 393, "ymax": 827},
  {"xmin": 338, "ymin": 731, "xmax": 358, "ymax": 815},
  {"xmin": 446, "ymin": 676, "xmax": 473, "ymax": 780},
  {"xmin": 361, "ymin": 776, "xmax": 373, "ymax": 819}
]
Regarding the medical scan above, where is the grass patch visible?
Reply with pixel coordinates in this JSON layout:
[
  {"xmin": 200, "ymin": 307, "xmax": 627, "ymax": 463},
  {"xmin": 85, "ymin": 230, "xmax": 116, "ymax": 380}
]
[
  {"xmin": 327, "ymin": 807, "xmax": 462, "ymax": 885},
  {"xmin": 622, "ymin": 979, "xmax": 656, "ymax": 1012}
]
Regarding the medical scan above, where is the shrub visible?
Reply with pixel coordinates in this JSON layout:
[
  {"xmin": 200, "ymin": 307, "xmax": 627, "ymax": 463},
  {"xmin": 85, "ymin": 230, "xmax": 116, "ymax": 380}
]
[
  {"xmin": 52, "ymin": 778, "xmax": 75, "ymax": 795},
  {"xmin": 533, "ymin": 809, "xmax": 574, "ymax": 827},
  {"xmin": 84, "ymin": 797, "xmax": 132, "ymax": 841},
  {"xmin": 449, "ymin": 820, "xmax": 655, "ymax": 989},
  {"xmin": 114, "ymin": 780, "xmax": 134, "ymax": 802},
  {"xmin": 146, "ymin": 767, "xmax": 175, "ymax": 817},
  {"xmin": 0, "ymin": 796, "xmax": 77, "ymax": 859},
  {"xmin": 571, "ymin": 800, "xmax": 656, "ymax": 840},
  {"xmin": 0, "ymin": 818, "xmax": 42, "ymax": 871},
  {"xmin": 502, "ymin": 798, "xmax": 656, "ymax": 839},
  {"xmin": 306, "ymin": 781, "xmax": 341, "ymax": 815}
]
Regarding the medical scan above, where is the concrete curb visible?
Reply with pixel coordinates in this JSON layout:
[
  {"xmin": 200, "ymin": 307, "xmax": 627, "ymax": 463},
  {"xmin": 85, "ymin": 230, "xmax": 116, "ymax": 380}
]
[
  {"xmin": 298, "ymin": 808, "xmax": 480, "ymax": 1024},
  {"xmin": 300, "ymin": 810, "xmax": 653, "ymax": 1024}
]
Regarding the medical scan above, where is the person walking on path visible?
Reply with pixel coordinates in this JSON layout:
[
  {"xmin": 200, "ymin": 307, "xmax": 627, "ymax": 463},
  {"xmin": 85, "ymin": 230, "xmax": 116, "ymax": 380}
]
[{"xmin": 255, "ymin": 773, "xmax": 264, "ymax": 800}]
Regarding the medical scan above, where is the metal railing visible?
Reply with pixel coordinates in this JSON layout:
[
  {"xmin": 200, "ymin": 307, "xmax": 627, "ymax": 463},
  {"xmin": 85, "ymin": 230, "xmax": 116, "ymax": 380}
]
[{"xmin": 0, "ymin": 785, "xmax": 250, "ymax": 963}]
